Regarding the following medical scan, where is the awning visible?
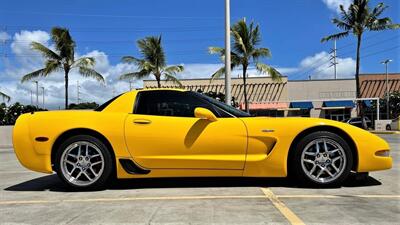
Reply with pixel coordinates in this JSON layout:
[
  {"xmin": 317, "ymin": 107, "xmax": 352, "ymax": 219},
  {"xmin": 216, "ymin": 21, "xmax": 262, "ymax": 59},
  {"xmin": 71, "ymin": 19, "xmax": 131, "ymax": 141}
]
[
  {"xmin": 321, "ymin": 100, "xmax": 355, "ymax": 109},
  {"xmin": 240, "ymin": 102, "xmax": 289, "ymax": 110},
  {"xmin": 289, "ymin": 101, "xmax": 314, "ymax": 110}
]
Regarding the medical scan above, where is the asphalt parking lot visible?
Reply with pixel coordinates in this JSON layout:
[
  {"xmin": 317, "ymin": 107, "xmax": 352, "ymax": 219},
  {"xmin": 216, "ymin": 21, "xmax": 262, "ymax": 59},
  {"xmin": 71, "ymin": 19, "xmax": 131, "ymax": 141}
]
[{"xmin": 0, "ymin": 134, "xmax": 399, "ymax": 225}]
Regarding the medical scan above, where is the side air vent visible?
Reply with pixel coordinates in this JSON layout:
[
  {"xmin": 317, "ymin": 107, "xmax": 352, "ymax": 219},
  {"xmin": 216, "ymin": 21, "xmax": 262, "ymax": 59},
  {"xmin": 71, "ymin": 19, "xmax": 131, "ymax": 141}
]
[{"xmin": 119, "ymin": 159, "xmax": 151, "ymax": 175}]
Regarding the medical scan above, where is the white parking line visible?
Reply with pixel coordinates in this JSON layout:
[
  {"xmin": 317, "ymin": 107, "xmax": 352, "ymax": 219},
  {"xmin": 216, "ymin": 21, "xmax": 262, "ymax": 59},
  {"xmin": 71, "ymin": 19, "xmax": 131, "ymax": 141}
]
[{"xmin": 1, "ymin": 193, "xmax": 399, "ymax": 205}]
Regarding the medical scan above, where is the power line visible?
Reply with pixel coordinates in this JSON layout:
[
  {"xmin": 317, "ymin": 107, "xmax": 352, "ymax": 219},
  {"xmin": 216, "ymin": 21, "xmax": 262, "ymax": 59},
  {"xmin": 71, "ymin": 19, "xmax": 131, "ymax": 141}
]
[{"xmin": 0, "ymin": 11, "xmax": 223, "ymax": 20}]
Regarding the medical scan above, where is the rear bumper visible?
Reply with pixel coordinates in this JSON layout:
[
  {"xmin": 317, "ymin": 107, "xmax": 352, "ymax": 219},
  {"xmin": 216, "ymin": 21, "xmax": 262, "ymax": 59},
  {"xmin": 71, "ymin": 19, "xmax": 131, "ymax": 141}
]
[{"xmin": 13, "ymin": 114, "xmax": 52, "ymax": 173}]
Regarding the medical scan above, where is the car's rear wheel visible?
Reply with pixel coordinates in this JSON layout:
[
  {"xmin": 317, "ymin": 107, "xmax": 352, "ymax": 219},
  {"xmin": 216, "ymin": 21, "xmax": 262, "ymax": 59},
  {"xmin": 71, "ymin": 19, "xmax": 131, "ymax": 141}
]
[
  {"xmin": 54, "ymin": 135, "xmax": 113, "ymax": 190},
  {"xmin": 292, "ymin": 131, "xmax": 353, "ymax": 187}
]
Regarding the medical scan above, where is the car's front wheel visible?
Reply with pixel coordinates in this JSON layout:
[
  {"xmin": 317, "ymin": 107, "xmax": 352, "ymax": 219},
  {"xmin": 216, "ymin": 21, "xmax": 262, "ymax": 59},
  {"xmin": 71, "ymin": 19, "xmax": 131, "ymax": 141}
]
[
  {"xmin": 54, "ymin": 135, "xmax": 113, "ymax": 190},
  {"xmin": 291, "ymin": 131, "xmax": 353, "ymax": 187}
]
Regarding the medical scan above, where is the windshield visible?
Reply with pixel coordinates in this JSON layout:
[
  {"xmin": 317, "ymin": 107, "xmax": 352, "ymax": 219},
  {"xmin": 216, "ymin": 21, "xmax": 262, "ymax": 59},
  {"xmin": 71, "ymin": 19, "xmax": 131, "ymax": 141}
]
[{"xmin": 190, "ymin": 91, "xmax": 251, "ymax": 117}]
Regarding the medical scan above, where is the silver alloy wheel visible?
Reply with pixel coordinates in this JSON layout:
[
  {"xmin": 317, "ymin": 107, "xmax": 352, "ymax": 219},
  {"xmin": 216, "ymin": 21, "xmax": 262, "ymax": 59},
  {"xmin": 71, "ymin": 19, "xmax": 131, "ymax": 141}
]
[
  {"xmin": 301, "ymin": 138, "xmax": 346, "ymax": 184},
  {"xmin": 60, "ymin": 141, "xmax": 105, "ymax": 186}
]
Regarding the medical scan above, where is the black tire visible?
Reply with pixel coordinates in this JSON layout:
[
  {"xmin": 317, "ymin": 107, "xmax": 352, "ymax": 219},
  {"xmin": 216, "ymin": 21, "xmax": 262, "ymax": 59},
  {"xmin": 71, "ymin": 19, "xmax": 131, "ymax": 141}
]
[
  {"xmin": 290, "ymin": 131, "xmax": 353, "ymax": 187},
  {"xmin": 54, "ymin": 135, "xmax": 113, "ymax": 190},
  {"xmin": 386, "ymin": 125, "xmax": 391, "ymax": 131}
]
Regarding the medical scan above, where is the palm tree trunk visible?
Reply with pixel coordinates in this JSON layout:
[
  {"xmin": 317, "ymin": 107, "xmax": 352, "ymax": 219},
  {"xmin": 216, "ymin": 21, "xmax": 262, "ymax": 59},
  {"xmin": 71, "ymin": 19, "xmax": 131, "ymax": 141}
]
[
  {"xmin": 64, "ymin": 69, "xmax": 69, "ymax": 109},
  {"xmin": 156, "ymin": 76, "xmax": 161, "ymax": 88},
  {"xmin": 356, "ymin": 34, "xmax": 367, "ymax": 129},
  {"xmin": 242, "ymin": 65, "xmax": 249, "ymax": 113}
]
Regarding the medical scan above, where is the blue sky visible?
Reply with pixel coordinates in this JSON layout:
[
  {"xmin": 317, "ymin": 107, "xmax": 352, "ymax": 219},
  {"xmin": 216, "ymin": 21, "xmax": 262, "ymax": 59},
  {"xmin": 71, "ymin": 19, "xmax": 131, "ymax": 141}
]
[{"xmin": 0, "ymin": 0, "xmax": 399, "ymax": 107}]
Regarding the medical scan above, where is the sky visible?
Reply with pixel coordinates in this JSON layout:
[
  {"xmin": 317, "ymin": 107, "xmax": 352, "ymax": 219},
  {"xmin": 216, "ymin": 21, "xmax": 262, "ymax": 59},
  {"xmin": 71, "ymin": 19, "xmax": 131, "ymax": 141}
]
[{"xmin": 0, "ymin": 0, "xmax": 399, "ymax": 108}]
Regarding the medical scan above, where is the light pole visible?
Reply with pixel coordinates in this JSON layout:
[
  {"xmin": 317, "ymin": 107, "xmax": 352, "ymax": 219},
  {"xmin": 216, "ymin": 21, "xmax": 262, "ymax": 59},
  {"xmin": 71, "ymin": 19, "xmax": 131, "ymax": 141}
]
[
  {"xmin": 33, "ymin": 81, "xmax": 38, "ymax": 108},
  {"xmin": 41, "ymin": 87, "xmax": 45, "ymax": 109},
  {"xmin": 381, "ymin": 59, "xmax": 392, "ymax": 119},
  {"xmin": 224, "ymin": 0, "xmax": 231, "ymax": 105}
]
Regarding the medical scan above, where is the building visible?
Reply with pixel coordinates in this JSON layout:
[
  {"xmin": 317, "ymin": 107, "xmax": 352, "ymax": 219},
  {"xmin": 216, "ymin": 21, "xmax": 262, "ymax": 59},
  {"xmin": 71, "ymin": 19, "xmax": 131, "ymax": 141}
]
[{"xmin": 143, "ymin": 73, "xmax": 400, "ymax": 121}]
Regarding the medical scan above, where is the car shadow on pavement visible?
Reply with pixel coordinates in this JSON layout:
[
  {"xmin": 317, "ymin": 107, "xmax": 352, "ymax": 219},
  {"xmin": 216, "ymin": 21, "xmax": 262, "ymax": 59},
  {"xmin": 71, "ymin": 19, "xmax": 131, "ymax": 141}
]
[{"xmin": 4, "ymin": 173, "xmax": 382, "ymax": 192}]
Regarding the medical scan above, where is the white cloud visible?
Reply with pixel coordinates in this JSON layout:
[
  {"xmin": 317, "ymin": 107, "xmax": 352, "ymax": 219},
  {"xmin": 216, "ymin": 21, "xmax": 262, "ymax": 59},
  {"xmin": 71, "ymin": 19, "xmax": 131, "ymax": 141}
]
[
  {"xmin": 0, "ymin": 32, "xmax": 11, "ymax": 42},
  {"xmin": 322, "ymin": 0, "xmax": 351, "ymax": 13},
  {"xmin": 0, "ymin": 30, "xmax": 140, "ymax": 109},
  {"xmin": 298, "ymin": 51, "xmax": 356, "ymax": 79},
  {"xmin": 0, "ymin": 30, "xmax": 357, "ymax": 109}
]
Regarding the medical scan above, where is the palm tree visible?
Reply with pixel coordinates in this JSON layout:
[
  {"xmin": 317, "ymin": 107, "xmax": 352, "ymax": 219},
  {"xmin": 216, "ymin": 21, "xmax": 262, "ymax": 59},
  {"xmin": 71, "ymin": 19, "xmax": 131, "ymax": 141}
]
[
  {"xmin": 0, "ymin": 91, "xmax": 10, "ymax": 102},
  {"xmin": 321, "ymin": 0, "xmax": 399, "ymax": 125},
  {"xmin": 209, "ymin": 18, "xmax": 282, "ymax": 113},
  {"xmin": 21, "ymin": 27, "xmax": 104, "ymax": 109},
  {"xmin": 120, "ymin": 35, "xmax": 184, "ymax": 88}
]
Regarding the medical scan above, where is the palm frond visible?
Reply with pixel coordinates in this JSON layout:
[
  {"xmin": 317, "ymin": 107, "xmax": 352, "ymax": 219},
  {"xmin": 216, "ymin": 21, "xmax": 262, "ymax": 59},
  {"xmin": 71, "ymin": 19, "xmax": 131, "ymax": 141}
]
[
  {"xmin": 21, "ymin": 68, "xmax": 46, "ymax": 83},
  {"xmin": 0, "ymin": 91, "xmax": 11, "ymax": 102},
  {"xmin": 208, "ymin": 46, "xmax": 225, "ymax": 55},
  {"xmin": 255, "ymin": 62, "xmax": 282, "ymax": 81},
  {"xmin": 119, "ymin": 70, "xmax": 150, "ymax": 80},
  {"xmin": 78, "ymin": 67, "xmax": 105, "ymax": 83},
  {"xmin": 371, "ymin": 3, "xmax": 388, "ymax": 18},
  {"xmin": 231, "ymin": 29, "xmax": 247, "ymax": 55},
  {"xmin": 251, "ymin": 48, "xmax": 271, "ymax": 61},
  {"xmin": 121, "ymin": 56, "xmax": 141, "ymax": 64},
  {"xmin": 72, "ymin": 57, "xmax": 95, "ymax": 68},
  {"xmin": 137, "ymin": 35, "xmax": 166, "ymax": 68},
  {"xmin": 321, "ymin": 31, "xmax": 350, "ymax": 42},
  {"xmin": 210, "ymin": 66, "xmax": 226, "ymax": 83},
  {"xmin": 332, "ymin": 18, "xmax": 353, "ymax": 30},
  {"xmin": 31, "ymin": 42, "xmax": 61, "ymax": 60},
  {"xmin": 164, "ymin": 73, "xmax": 183, "ymax": 87},
  {"xmin": 51, "ymin": 27, "xmax": 75, "ymax": 62},
  {"xmin": 43, "ymin": 60, "xmax": 62, "ymax": 75},
  {"xmin": 164, "ymin": 65, "xmax": 184, "ymax": 74}
]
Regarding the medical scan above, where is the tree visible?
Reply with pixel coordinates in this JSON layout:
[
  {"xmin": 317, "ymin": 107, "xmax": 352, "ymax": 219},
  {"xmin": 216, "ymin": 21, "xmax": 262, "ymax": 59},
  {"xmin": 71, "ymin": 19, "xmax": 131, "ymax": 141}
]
[
  {"xmin": 68, "ymin": 102, "xmax": 99, "ymax": 110},
  {"xmin": 209, "ymin": 18, "xmax": 282, "ymax": 113},
  {"xmin": 321, "ymin": 0, "xmax": 399, "ymax": 127},
  {"xmin": 0, "ymin": 91, "xmax": 10, "ymax": 102},
  {"xmin": 120, "ymin": 35, "xmax": 184, "ymax": 88},
  {"xmin": 21, "ymin": 27, "xmax": 104, "ymax": 109}
]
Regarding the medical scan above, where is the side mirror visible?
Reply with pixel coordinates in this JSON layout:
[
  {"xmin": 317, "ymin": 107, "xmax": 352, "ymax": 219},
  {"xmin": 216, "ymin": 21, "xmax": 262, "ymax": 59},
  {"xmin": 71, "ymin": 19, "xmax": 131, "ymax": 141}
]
[{"xmin": 194, "ymin": 107, "xmax": 218, "ymax": 122}]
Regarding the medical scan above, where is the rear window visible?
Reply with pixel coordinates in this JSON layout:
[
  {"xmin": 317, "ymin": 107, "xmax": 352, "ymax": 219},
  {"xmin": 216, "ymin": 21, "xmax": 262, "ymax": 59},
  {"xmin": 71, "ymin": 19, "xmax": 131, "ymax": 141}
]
[{"xmin": 95, "ymin": 94, "xmax": 122, "ymax": 111}]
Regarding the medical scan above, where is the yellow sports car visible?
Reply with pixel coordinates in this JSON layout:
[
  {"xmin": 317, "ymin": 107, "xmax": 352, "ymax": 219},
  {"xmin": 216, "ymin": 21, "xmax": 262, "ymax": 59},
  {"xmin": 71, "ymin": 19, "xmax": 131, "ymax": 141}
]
[{"xmin": 13, "ymin": 89, "xmax": 392, "ymax": 189}]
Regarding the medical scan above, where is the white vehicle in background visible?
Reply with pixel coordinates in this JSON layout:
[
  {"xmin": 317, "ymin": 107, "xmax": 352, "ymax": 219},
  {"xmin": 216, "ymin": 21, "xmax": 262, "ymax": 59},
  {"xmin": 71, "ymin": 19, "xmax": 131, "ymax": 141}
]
[{"xmin": 386, "ymin": 116, "xmax": 400, "ymax": 131}]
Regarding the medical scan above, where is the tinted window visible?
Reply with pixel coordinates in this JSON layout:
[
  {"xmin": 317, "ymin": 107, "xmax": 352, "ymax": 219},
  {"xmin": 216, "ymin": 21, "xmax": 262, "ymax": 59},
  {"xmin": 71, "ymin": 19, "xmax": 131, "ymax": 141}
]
[
  {"xmin": 134, "ymin": 90, "xmax": 217, "ymax": 117},
  {"xmin": 190, "ymin": 91, "xmax": 251, "ymax": 117},
  {"xmin": 95, "ymin": 94, "xmax": 122, "ymax": 111}
]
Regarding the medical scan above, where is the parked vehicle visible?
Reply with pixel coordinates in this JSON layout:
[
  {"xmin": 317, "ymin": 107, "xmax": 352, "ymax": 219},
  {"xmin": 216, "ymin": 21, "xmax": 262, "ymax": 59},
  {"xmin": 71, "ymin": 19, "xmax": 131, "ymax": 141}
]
[
  {"xmin": 386, "ymin": 117, "xmax": 400, "ymax": 131},
  {"xmin": 342, "ymin": 117, "xmax": 372, "ymax": 129},
  {"xmin": 13, "ymin": 89, "xmax": 392, "ymax": 190}
]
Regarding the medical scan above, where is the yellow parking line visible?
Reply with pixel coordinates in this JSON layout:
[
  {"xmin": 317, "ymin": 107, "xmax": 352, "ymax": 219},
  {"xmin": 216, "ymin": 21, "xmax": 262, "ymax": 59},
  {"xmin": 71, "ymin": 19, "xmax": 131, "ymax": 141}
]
[{"xmin": 261, "ymin": 188, "xmax": 305, "ymax": 225}]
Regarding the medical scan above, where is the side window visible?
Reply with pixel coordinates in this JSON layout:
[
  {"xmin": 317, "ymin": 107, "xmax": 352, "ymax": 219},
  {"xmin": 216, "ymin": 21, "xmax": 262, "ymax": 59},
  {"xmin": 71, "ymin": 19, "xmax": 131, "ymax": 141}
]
[{"xmin": 134, "ymin": 91, "xmax": 218, "ymax": 117}]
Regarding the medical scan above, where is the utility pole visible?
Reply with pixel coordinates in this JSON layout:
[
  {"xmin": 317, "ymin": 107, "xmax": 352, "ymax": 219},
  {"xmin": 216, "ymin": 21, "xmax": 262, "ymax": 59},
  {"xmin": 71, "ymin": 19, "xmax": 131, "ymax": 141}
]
[
  {"xmin": 30, "ymin": 90, "xmax": 33, "ymax": 105},
  {"xmin": 41, "ymin": 87, "xmax": 45, "ymax": 109},
  {"xmin": 329, "ymin": 40, "xmax": 338, "ymax": 79},
  {"xmin": 224, "ymin": 0, "xmax": 231, "ymax": 105},
  {"xmin": 33, "ymin": 81, "xmax": 38, "ymax": 108},
  {"xmin": 129, "ymin": 80, "xmax": 132, "ymax": 90},
  {"xmin": 381, "ymin": 59, "xmax": 392, "ymax": 119},
  {"xmin": 76, "ymin": 80, "xmax": 81, "ymax": 104}
]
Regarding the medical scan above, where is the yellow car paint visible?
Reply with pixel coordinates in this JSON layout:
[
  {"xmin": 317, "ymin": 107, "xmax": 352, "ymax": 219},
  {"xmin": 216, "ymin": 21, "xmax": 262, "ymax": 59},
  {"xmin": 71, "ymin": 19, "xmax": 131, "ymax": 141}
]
[{"xmin": 12, "ymin": 89, "xmax": 392, "ymax": 179}]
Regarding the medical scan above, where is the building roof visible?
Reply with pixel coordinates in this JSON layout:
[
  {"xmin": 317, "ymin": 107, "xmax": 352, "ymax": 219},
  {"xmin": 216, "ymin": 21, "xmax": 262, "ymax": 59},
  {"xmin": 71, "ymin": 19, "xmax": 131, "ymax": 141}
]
[
  {"xmin": 144, "ymin": 76, "xmax": 288, "ymax": 103},
  {"xmin": 359, "ymin": 73, "xmax": 400, "ymax": 98}
]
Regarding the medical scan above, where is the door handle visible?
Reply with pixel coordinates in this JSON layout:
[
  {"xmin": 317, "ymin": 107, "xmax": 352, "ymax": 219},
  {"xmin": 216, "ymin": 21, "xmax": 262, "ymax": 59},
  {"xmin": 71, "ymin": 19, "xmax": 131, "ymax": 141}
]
[{"xmin": 133, "ymin": 119, "xmax": 152, "ymax": 125}]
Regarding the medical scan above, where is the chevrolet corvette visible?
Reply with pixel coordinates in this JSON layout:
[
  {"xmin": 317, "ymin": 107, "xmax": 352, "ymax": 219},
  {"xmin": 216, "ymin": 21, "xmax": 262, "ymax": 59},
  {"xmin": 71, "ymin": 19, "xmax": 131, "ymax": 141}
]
[{"xmin": 13, "ymin": 89, "xmax": 392, "ymax": 189}]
